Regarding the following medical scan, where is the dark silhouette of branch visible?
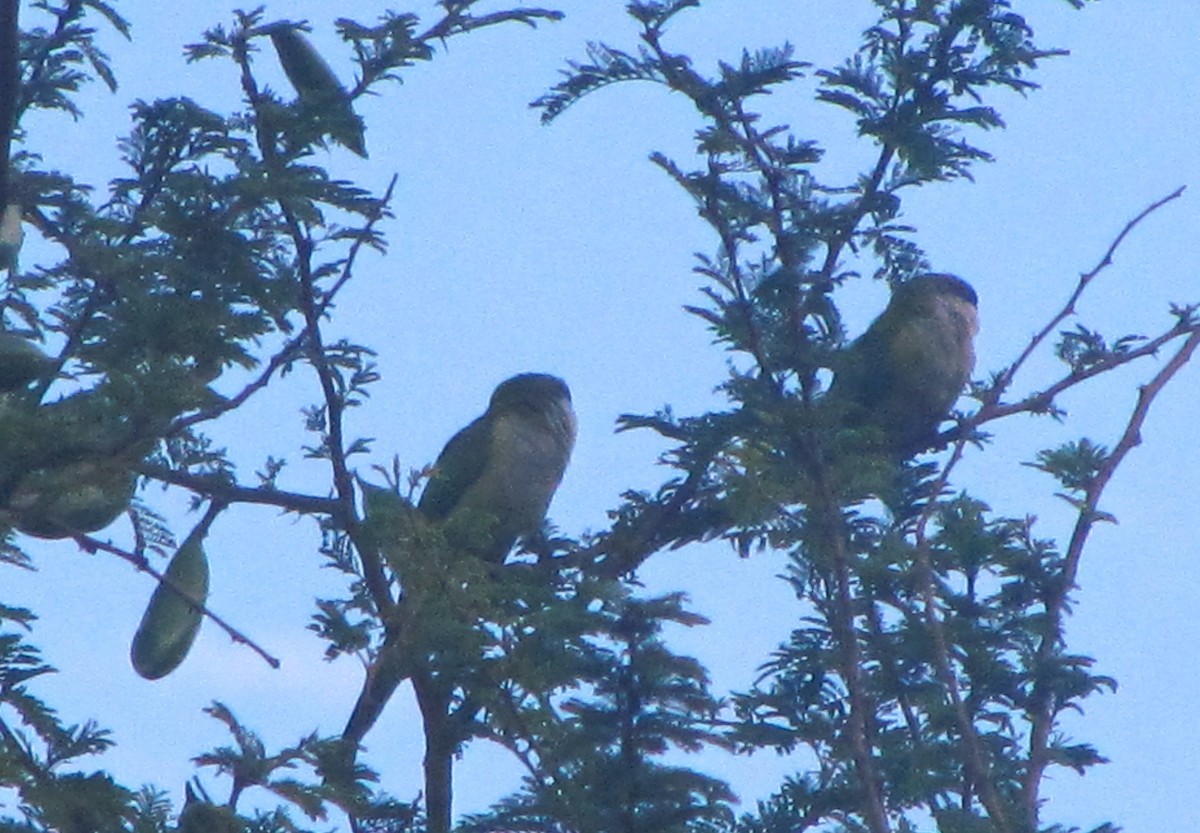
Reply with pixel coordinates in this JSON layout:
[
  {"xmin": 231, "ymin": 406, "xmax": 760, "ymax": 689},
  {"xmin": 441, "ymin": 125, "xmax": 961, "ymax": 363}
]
[
  {"xmin": 417, "ymin": 4, "xmax": 562, "ymax": 43},
  {"xmin": 0, "ymin": 0, "xmax": 17, "ymax": 210},
  {"xmin": 137, "ymin": 463, "xmax": 341, "ymax": 516},
  {"xmin": 978, "ymin": 186, "xmax": 1187, "ymax": 412},
  {"xmin": 910, "ymin": 187, "xmax": 1191, "ymax": 831},
  {"xmin": 1022, "ymin": 326, "xmax": 1200, "ymax": 820},
  {"xmin": 231, "ymin": 27, "xmax": 393, "ymax": 619}
]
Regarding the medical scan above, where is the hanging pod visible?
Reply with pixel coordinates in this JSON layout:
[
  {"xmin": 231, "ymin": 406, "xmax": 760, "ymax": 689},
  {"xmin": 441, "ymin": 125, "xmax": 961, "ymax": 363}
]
[
  {"xmin": 263, "ymin": 22, "xmax": 367, "ymax": 157},
  {"xmin": 10, "ymin": 461, "xmax": 136, "ymax": 539},
  {"xmin": 130, "ymin": 523, "xmax": 211, "ymax": 680},
  {"xmin": 0, "ymin": 331, "xmax": 51, "ymax": 392}
]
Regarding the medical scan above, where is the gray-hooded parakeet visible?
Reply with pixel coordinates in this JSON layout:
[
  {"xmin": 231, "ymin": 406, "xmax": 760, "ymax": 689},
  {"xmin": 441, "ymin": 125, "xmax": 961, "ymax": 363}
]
[
  {"xmin": 342, "ymin": 373, "xmax": 576, "ymax": 745},
  {"xmin": 830, "ymin": 274, "xmax": 978, "ymax": 455},
  {"xmin": 418, "ymin": 372, "xmax": 577, "ymax": 562}
]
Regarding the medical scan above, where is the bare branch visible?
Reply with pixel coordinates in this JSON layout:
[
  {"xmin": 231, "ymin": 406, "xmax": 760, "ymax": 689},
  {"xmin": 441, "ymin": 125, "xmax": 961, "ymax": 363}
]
[
  {"xmin": 980, "ymin": 186, "xmax": 1186, "ymax": 409},
  {"xmin": 138, "ymin": 463, "xmax": 341, "ymax": 516},
  {"xmin": 1023, "ymin": 326, "xmax": 1200, "ymax": 817}
]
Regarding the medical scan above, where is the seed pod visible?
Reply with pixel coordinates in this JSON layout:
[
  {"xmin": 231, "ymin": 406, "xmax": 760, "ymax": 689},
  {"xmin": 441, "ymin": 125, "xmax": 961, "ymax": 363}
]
[
  {"xmin": 10, "ymin": 462, "xmax": 136, "ymax": 539},
  {"xmin": 264, "ymin": 22, "xmax": 367, "ymax": 157},
  {"xmin": 0, "ymin": 332, "xmax": 51, "ymax": 392},
  {"xmin": 130, "ymin": 526, "xmax": 211, "ymax": 680}
]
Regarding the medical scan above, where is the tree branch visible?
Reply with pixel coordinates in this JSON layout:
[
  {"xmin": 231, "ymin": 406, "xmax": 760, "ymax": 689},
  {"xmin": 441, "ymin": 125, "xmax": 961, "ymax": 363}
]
[
  {"xmin": 978, "ymin": 186, "xmax": 1186, "ymax": 411},
  {"xmin": 0, "ymin": 0, "xmax": 18, "ymax": 211},
  {"xmin": 138, "ymin": 463, "xmax": 341, "ymax": 516},
  {"xmin": 78, "ymin": 527, "xmax": 281, "ymax": 670},
  {"xmin": 232, "ymin": 24, "xmax": 393, "ymax": 619},
  {"xmin": 1022, "ymin": 326, "xmax": 1200, "ymax": 821}
]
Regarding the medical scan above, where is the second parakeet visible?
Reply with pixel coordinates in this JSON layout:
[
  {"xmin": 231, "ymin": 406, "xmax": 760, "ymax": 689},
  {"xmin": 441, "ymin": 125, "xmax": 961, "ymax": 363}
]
[
  {"xmin": 262, "ymin": 21, "xmax": 367, "ymax": 158},
  {"xmin": 829, "ymin": 273, "xmax": 978, "ymax": 455},
  {"xmin": 342, "ymin": 372, "xmax": 576, "ymax": 745}
]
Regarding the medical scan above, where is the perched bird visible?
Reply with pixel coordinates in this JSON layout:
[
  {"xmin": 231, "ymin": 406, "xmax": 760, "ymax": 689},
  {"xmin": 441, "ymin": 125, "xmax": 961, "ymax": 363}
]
[
  {"xmin": 418, "ymin": 372, "xmax": 577, "ymax": 562},
  {"xmin": 0, "ymin": 203, "xmax": 24, "ymax": 271},
  {"xmin": 342, "ymin": 373, "xmax": 577, "ymax": 744},
  {"xmin": 829, "ymin": 274, "xmax": 978, "ymax": 455},
  {"xmin": 178, "ymin": 781, "xmax": 243, "ymax": 833}
]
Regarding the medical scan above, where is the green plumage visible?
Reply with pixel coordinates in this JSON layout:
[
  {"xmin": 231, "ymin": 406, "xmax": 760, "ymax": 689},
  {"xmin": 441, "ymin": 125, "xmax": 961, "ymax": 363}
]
[
  {"xmin": 417, "ymin": 373, "xmax": 577, "ymax": 562},
  {"xmin": 830, "ymin": 274, "xmax": 978, "ymax": 455},
  {"xmin": 342, "ymin": 373, "xmax": 576, "ymax": 744},
  {"xmin": 0, "ymin": 204, "xmax": 23, "ymax": 271}
]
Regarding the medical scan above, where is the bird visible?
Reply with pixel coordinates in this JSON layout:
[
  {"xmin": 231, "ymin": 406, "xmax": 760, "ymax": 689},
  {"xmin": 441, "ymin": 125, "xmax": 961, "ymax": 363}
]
[
  {"xmin": 418, "ymin": 372, "xmax": 577, "ymax": 561},
  {"xmin": 342, "ymin": 372, "xmax": 577, "ymax": 745},
  {"xmin": 828, "ymin": 273, "xmax": 978, "ymax": 456}
]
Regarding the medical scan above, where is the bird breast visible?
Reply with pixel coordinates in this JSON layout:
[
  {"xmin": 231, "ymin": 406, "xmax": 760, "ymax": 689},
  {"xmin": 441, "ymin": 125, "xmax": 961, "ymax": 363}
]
[
  {"xmin": 463, "ymin": 398, "xmax": 576, "ymax": 542},
  {"xmin": 926, "ymin": 293, "xmax": 978, "ymax": 384}
]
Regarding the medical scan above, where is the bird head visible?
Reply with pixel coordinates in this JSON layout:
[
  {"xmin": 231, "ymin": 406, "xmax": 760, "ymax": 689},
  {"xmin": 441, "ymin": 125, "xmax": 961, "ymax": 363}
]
[
  {"xmin": 487, "ymin": 373, "xmax": 577, "ymax": 449},
  {"xmin": 489, "ymin": 372, "xmax": 571, "ymax": 410},
  {"xmin": 890, "ymin": 273, "xmax": 977, "ymax": 313}
]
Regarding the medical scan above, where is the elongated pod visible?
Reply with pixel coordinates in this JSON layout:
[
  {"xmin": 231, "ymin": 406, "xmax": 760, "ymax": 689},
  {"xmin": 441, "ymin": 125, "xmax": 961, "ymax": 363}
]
[
  {"xmin": 264, "ymin": 22, "xmax": 367, "ymax": 157},
  {"xmin": 130, "ymin": 526, "xmax": 211, "ymax": 680},
  {"xmin": 0, "ymin": 331, "xmax": 51, "ymax": 392}
]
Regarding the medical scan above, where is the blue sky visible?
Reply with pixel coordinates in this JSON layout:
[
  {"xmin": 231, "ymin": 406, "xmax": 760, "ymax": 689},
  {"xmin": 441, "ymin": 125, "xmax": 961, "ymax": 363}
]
[{"xmin": 6, "ymin": 1, "xmax": 1200, "ymax": 830}]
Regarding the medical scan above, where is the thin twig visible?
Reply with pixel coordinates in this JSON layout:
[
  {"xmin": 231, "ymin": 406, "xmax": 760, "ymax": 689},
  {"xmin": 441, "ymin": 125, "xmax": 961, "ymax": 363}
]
[
  {"xmin": 1022, "ymin": 327, "xmax": 1200, "ymax": 820},
  {"xmin": 78, "ymin": 531, "xmax": 281, "ymax": 670},
  {"xmin": 417, "ymin": 5, "xmax": 562, "ymax": 43},
  {"xmin": 911, "ymin": 187, "xmax": 1190, "ymax": 830},
  {"xmin": 966, "ymin": 316, "xmax": 1200, "ymax": 428},
  {"xmin": 979, "ymin": 186, "xmax": 1186, "ymax": 411},
  {"xmin": 232, "ymin": 23, "xmax": 394, "ymax": 617},
  {"xmin": 909, "ymin": 481, "xmax": 1012, "ymax": 831}
]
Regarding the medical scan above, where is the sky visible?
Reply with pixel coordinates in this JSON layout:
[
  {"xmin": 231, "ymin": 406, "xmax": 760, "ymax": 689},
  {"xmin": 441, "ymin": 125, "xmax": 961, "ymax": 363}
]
[{"xmin": 5, "ymin": 0, "xmax": 1200, "ymax": 830}]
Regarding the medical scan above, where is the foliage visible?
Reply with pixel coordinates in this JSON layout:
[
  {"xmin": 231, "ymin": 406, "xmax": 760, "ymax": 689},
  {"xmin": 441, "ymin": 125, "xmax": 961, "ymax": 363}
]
[{"xmin": 2, "ymin": 1, "xmax": 1194, "ymax": 833}]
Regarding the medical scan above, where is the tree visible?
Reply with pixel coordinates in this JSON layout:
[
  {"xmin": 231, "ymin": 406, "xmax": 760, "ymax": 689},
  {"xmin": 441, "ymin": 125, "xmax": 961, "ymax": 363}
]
[{"xmin": 1, "ymin": 1, "xmax": 1194, "ymax": 832}]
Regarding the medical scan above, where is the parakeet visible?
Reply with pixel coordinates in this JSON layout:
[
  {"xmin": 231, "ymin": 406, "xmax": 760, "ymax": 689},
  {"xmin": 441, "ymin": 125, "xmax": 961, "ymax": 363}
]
[
  {"xmin": 418, "ymin": 372, "xmax": 577, "ymax": 562},
  {"xmin": 829, "ymin": 274, "xmax": 978, "ymax": 455},
  {"xmin": 261, "ymin": 22, "xmax": 367, "ymax": 158},
  {"xmin": 342, "ymin": 373, "xmax": 576, "ymax": 745},
  {"xmin": 178, "ymin": 781, "xmax": 243, "ymax": 833}
]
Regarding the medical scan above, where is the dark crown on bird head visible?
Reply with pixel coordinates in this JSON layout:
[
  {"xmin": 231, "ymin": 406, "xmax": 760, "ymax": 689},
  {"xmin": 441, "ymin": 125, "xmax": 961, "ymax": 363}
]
[
  {"xmin": 490, "ymin": 373, "xmax": 572, "ymax": 412},
  {"xmin": 901, "ymin": 273, "xmax": 978, "ymax": 308}
]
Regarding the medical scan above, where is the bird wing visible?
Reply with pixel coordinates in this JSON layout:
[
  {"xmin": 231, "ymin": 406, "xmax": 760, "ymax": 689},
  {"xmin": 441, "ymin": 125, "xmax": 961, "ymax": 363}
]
[
  {"xmin": 833, "ymin": 326, "xmax": 894, "ymax": 409},
  {"xmin": 417, "ymin": 414, "xmax": 492, "ymax": 520}
]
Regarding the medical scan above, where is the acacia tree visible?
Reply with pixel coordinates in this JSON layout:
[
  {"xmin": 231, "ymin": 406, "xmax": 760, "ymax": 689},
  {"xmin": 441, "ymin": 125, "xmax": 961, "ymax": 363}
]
[{"xmin": 0, "ymin": 1, "xmax": 1193, "ymax": 833}]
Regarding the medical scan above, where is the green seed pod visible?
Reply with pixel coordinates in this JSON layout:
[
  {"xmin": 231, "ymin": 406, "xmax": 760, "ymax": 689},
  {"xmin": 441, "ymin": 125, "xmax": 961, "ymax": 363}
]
[
  {"xmin": 0, "ymin": 204, "xmax": 22, "ymax": 271},
  {"xmin": 0, "ymin": 332, "xmax": 51, "ymax": 392},
  {"xmin": 130, "ymin": 528, "xmax": 211, "ymax": 680},
  {"xmin": 11, "ymin": 462, "xmax": 136, "ymax": 539},
  {"xmin": 264, "ymin": 23, "xmax": 367, "ymax": 157}
]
